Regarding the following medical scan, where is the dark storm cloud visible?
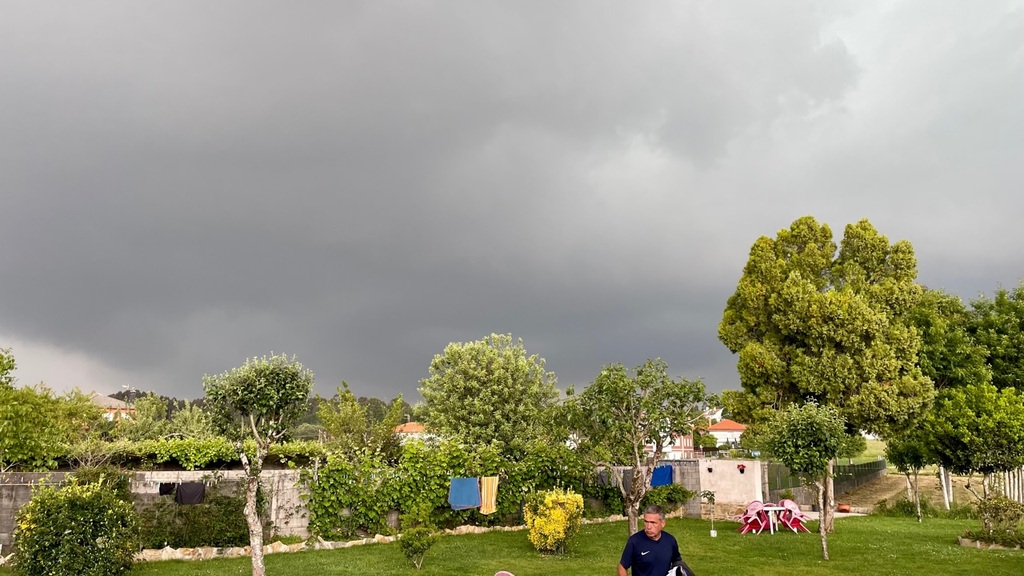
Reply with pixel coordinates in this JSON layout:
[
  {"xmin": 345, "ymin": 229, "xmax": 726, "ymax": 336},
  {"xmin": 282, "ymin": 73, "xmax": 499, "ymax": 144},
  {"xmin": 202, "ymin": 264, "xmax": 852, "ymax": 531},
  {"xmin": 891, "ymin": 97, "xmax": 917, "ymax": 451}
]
[{"xmin": 2, "ymin": 1, "xmax": 1021, "ymax": 400}]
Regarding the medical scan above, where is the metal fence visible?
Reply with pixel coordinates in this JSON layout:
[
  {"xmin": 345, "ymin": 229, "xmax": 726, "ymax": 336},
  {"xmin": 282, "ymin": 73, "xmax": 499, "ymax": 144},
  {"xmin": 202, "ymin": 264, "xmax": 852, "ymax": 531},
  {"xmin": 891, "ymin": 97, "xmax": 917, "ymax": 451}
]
[{"xmin": 767, "ymin": 459, "xmax": 887, "ymax": 504}]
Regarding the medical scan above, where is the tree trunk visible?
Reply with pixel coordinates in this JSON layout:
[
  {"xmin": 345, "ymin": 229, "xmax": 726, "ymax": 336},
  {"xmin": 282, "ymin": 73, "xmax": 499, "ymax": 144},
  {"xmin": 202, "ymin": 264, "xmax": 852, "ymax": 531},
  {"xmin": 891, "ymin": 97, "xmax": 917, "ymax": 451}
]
[
  {"xmin": 822, "ymin": 460, "xmax": 835, "ymax": 534},
  {"xmin": 761, "ymin": 459, "xmax": 771, "ymax": 502},
  {"xmin": 913, "ymin": 470, "xmax": 922, "ymax": 522},
  {"xmin": 904, "ymin": 473, "xmax": 913, "ymax": 499},
  {"xmin": 623, "ymin": 465, "xmax": 649, "ymax": 535},
  {"xmin": 240, "ymin": 442, "xmax": 268, "ymax": 576},
  {"xmin": 816, "ymin": 480, "xmax": 829, "ymax": 561},
  {"xmin": 939, "ymin": 466, "xmax": 950, "ymax": 510}
]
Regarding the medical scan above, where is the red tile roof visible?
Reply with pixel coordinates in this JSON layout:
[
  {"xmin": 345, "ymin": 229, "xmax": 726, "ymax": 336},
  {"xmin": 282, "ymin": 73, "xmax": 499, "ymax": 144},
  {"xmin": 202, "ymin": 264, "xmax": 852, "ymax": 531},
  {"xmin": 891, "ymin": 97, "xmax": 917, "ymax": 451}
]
[
  {"xmin": 708, "ymin": 418, "xmax": 746, "ymax": 431},
  {"xmin": 394, "ymin": 421, "xmax": 426, "ymax": 434}
]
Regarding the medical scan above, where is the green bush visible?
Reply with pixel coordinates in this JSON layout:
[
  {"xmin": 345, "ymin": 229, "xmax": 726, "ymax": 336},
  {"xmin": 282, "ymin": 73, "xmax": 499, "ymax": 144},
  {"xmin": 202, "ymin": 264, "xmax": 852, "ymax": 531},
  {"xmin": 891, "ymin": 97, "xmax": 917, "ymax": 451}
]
[
  {"xmin": 399, "ymin": 526, "xmax": 439, "ymax": 569},
  {"xmin": 69, "ymin": 465, "xmax": 132, "ymax": 502},
  {"xmin": 13, "ymin": 480, "xmax": 139, "ymax": 576},
  {"xmin": 976, "ymin": 495, "xmax": 1024, "ymax": 533},
  {"xmin": 523, "ymin": 488, "xmax": 584, "ymax": 554},
  {"xmin": 136, "ymin": 481, "xmax": 255, "ymax": 548},
  {"xmin": 641, "ymin": 484, "xmax": 695, "ymax": 514}
]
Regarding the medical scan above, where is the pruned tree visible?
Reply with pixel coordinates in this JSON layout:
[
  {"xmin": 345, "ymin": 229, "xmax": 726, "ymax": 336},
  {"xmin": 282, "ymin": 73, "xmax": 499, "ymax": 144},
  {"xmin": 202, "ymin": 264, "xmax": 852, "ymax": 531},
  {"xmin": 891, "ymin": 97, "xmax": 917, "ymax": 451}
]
[
  {"xmin": 719, "ymin": 216, "xmax": 935, "ymax": 531},
  {"xmin": 203, "ymin": 354, "xmax": 314, "ymax": 576},
  {"xmin": 419, "ymin": 333, "xmax": 559, "ymax": 451},
  {"xmin": 762, "ymin": 403, "xmax": 845, "ymax": 560},
  {"xmin": 566, "ymin": 358, "xmax": 710, "ymax": 535}
]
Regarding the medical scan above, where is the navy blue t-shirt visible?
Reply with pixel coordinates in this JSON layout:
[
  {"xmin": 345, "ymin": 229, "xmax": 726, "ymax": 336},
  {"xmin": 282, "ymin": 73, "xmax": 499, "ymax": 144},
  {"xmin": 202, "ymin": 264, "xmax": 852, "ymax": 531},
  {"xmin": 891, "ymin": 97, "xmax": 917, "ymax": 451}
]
[{"xmin": 619, "ymin": 530, "xmax": 681, "ymax": 576}]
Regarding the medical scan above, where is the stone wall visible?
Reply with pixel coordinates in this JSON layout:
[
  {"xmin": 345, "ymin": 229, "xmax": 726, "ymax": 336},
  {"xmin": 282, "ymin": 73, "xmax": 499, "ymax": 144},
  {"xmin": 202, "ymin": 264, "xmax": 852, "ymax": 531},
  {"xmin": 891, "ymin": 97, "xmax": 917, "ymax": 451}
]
[{"xmin": 0, "ymin": 469, "xmax": 308, "ymax": 554}]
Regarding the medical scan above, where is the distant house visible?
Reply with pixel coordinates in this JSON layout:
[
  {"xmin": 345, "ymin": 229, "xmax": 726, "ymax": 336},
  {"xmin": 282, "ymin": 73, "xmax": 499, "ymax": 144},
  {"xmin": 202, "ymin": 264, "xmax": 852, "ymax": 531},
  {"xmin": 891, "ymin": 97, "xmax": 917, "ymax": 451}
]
[
  {"xmin": 644, "ymin": 433, "xmax": 703, "ymax": 460},
  {"xmin": 708, "ymin": 418, "xmax": 747, "ymax": 447},
  {"xmin": 394, "ymin": 421, "xmax": 435, "ymax": 443},
  {"xmin": 89, "ymin": 392, "xmax": 135, "ymax": 421}
]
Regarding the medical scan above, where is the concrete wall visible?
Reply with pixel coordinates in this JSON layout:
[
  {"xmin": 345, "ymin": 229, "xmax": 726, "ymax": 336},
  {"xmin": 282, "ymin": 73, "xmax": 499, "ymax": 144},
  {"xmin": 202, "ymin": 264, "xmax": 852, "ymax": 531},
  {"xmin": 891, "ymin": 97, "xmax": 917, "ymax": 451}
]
[{"xmin": 0, "ymin": 470, "xmax": 308, "ymax": 554}]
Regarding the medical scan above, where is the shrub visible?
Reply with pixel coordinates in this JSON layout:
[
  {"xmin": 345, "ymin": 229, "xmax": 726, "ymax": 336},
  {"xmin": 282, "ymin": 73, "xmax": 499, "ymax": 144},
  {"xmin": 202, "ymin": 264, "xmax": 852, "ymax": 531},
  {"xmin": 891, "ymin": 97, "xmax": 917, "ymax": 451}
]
[
  {"xmin": 69, "ymin": 465, "xmax": 132, "ymax": 502},
  {"xmin": 398, "ymin": 526, "xmax": 439, "ymax": 569},
  {"xmin": 976, "ymin": 496, "xmax": 1024, "ymax": 533},
  {"xmin": 13, "ymin": 480, "xmax": 139, "ymax": 576},
  {"xmin": 523, "ymin": 488, "xmax": 584, "ymax": 554},
  {"xmin": 641, "ymin": 484, "xmax": 694, "ymax": 515},
  {"xmin": 398, "ymin": 505, "xmax": 440, "ymax": 569},
  {"xmin": 136, "ymin": 480, "xmax": 254, "ymax": 548}
]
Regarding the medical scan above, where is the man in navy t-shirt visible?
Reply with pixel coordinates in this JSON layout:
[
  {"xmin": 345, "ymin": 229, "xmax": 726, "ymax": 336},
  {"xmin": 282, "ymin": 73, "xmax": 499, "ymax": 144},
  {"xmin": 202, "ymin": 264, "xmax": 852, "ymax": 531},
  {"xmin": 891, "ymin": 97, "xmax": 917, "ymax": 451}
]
[{"xmin": 618, "ymin": 505, "xmax": 692, "ymax": 576}]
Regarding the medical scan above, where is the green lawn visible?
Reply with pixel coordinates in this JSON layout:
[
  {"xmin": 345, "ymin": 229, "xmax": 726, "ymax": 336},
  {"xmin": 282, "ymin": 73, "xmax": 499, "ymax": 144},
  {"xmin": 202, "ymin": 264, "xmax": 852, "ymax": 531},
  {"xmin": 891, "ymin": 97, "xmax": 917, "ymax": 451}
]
[{"xmin": 5, "ymin": 515, "xmax": 1017, "ymax": 576}]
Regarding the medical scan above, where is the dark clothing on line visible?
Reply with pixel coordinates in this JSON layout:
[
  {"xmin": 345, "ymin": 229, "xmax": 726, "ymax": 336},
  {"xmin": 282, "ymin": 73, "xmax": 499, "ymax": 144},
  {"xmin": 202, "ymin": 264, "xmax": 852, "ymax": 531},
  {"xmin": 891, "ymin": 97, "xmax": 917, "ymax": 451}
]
[{"xmin": 175, "ymin": 482, "xmax": 206, "ymax": 505}]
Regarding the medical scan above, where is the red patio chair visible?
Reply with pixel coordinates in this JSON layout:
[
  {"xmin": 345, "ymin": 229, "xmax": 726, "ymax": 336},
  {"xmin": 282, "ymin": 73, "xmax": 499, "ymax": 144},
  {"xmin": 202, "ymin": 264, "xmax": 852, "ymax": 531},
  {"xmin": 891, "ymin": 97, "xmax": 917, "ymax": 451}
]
[
  {"xmin": 777, "ymin": 499, "xmax": 811, "ymax": 533},
  {"xmin": 737, "ymin": 500, "xmax": 768, "ymax": 534}
]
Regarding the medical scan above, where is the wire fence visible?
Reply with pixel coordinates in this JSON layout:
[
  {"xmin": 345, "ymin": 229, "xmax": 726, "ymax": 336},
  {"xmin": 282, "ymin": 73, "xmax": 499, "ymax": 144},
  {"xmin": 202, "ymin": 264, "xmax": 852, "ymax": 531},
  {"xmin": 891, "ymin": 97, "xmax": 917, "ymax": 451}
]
[{"xmin": 767, "ymin": 459, "xmax": 887, "ymax": 494}]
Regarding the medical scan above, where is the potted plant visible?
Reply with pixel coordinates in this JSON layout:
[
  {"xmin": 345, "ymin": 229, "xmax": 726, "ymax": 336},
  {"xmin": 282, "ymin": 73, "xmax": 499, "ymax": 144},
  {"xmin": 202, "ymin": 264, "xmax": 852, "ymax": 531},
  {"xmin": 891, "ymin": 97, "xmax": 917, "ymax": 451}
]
[{"xmin": 700, "ymin": 490, "xmax": 717, "ymax": 537}]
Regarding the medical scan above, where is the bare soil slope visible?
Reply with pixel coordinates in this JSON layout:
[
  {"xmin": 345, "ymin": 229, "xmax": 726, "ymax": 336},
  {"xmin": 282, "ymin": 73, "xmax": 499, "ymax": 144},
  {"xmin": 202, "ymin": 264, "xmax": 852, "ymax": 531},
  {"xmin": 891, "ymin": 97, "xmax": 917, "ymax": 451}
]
[{"xmin": 840, "ymin": 471, "xmax": 973, "ymax": 511}]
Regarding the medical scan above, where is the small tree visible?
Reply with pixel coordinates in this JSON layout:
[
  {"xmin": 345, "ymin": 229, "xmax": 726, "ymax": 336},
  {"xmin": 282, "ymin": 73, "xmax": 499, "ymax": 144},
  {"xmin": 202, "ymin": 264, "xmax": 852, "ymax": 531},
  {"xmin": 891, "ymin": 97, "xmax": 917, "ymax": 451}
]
[
  {"xmin": 885, "ymin": 430, "xmax": 930, "ymax": 522},
  {"xmin": 204, "ymin": 354, "xmax": 314, "ymax": 576},
  {"xmin": 567, "ymin": 358, "xmax": 709, "ymax": 535},
  {"xmin": 700, "ymin": 490, "xmax": 717, "ymax": 535},
  {"xmin": 762, "ymin": 403, "xmax": 845, "ymax": 560}
]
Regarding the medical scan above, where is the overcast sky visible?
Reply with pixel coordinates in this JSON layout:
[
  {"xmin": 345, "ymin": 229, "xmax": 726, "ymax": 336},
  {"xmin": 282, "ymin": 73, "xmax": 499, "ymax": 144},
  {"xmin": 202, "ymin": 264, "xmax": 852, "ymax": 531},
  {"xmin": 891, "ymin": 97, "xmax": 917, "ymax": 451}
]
[{"xmin": 2, "ymin": 1, "xmax": 1022, "ymax": 403}]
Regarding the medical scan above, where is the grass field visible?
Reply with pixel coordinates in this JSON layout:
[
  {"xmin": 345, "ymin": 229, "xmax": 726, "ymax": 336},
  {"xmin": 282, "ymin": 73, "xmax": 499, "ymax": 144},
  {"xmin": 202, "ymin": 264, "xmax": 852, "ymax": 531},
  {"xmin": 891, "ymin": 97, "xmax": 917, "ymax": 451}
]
[{"xmin": 4, "ymin": 515, "xmax": 1017, "ymax": 576}]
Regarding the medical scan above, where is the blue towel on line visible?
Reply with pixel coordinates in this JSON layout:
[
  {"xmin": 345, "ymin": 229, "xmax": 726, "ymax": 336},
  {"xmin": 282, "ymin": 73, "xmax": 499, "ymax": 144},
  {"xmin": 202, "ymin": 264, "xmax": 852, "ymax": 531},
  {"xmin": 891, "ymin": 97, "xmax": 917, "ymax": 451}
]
[
  {"xmin": 449, "ymin": 477, "xmax": 481, "ymax": 510},
  {"xmin": 651, "ymin": 465, "xmax": 673, "ymax": 487}
]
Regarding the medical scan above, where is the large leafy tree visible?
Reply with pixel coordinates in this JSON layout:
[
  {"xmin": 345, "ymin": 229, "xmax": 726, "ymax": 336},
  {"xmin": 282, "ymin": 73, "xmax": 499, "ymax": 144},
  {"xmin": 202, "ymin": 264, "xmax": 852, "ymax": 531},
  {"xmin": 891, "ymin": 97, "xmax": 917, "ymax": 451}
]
[
  {"xmin": 566, "ymin": 358, "xmax": 709, "ymax": 535},
  {"xmin": 719, "ymin": 216, "xmax": 935, "ymax": 529},
  {"xmin": 419, "ymin": 333, "xmax": 559, "ymax": 450},
  {"xmin": 762, "ymin": 403, "xmax": 845, "ymax": 560},
  {"xmin": 204, "ymin": 354, "xmax": 314, "ymax": 576},
  {"xmin": 969, "ymin": 281, "xmax": 1024, "ymax": 390}
]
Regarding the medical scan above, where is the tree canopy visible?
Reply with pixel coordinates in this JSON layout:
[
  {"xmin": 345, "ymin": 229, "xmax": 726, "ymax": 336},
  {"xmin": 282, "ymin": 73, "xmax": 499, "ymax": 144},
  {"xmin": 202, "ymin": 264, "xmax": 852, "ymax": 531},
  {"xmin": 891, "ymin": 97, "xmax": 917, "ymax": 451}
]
[
  {"xmin": 969, "ymin": 281, "xmax": 1024, "ymax": 390},
  {"xmin": 923, "ymin": 383, "xmax": 1024, "ymax": 478},
  {"xmin": 419, "ymin": 333, "xmax": 558, "ymax": 450},
  {"xmin": 911, "ymin": 289, "xmax": 992, "ymax": 391},
  {"xmin": 566, "ymin": 358, "xmax": 709, "ymax": 534},
  {"xmin": 203, "ymin": 353, "xmax": 314, "ymax": 576},
  {"xmin": 718, "ymin": 216, "xmax": 934, "ymax": 437},
  {"xmin": 762, "ymin": 402, "xmax": 845, "ymax": 560}
]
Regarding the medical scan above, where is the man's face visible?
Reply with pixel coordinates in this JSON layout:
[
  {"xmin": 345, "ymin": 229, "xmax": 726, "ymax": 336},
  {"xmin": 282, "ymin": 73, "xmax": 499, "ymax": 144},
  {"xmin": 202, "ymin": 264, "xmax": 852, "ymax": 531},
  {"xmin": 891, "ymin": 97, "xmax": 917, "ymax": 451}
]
[{"xmin": 643, "ymin": 513, "xmax": 665, "ymax": 540}]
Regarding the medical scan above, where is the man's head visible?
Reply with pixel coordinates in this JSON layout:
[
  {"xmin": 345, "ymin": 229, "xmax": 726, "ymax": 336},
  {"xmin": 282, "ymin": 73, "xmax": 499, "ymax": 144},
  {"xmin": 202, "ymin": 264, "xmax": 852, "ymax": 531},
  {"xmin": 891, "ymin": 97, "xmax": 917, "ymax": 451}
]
[{"xmin": 642, "ymin": 505, "xmax": 666, "ymax": 540}]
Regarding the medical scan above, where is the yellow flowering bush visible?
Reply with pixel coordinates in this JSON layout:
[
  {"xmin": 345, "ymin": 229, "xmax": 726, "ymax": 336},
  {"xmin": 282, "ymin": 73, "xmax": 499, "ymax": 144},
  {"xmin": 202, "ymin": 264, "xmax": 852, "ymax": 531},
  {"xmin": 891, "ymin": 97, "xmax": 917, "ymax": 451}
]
[{"xmin": 524, "ymin": 488, "xmax": 584, "ymax": 554}]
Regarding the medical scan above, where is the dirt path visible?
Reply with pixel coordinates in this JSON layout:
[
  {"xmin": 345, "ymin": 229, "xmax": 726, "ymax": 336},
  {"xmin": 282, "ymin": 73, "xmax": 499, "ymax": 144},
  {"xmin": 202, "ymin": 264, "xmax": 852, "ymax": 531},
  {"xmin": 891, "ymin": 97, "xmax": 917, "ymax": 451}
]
[{"xmin": 839, "ymin": 470, "xmax": 973, "ymax": 511}]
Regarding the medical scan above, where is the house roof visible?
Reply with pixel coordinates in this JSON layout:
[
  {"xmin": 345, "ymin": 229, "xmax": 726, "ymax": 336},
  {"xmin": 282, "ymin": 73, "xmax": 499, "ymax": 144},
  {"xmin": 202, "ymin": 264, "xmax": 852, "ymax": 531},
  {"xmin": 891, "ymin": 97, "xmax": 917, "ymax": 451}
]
[
  {"xmin": 394, "ymin": 421, "xmax": 426, "ymax": 434},
  {"xmin": 89, "ymin": 392, "xmax": 131, "ymax": 410},
  {"xmin": 708, "ymin": 418, "xmax": 747, "ymax": 431}
]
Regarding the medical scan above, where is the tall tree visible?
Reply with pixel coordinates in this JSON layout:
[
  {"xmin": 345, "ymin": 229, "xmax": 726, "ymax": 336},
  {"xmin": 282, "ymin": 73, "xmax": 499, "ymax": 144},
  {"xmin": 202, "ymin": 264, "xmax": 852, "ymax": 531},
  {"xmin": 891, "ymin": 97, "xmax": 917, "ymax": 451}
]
[
  {"xmin": 762, "ymin": 403, "xmax": 845, "ymax": 560},
  {"xmin": 923, "ymin": 383, "xmax": 1024, "ymax": 498},
  {"xmin": 203, "ymin": 354, "xmax": 314, "ymax": 576},
  {"xmin": 419, "ymin": 333, "xmax": 558, "ymax": 450},
  {"xmin": 566, "ymin": 359, "xmax": 710, "ymax": 535},
  {"xmin": 912, "ymin": 289, "xmax": 991, "ymax": 391},
  {"xmin": 719, "ymin": 216, "xmax": 934, "ymax": 530},
  {"xmin": 969, "ymin": 281, "xmax": 1024, "ymax": 390}
]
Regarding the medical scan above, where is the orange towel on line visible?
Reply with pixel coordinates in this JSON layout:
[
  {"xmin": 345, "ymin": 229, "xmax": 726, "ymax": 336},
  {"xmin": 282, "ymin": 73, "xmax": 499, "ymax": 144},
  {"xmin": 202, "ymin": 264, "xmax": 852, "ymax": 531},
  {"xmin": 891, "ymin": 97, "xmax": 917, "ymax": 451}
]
[{"xmin": 480, "ymin": 476, "xmax": 499, "ymax": 515}]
